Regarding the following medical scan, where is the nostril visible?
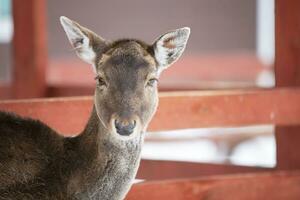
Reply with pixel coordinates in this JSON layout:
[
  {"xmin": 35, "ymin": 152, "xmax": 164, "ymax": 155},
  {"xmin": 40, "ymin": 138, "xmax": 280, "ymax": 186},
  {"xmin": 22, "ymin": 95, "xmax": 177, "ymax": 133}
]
[
  {"xmin": 128, "ymin": 120, "xmax": 136, "ymax": 129},
  {"xmin": 114, "ymin": 120, "xmax": 136, "ymax": 136},
  {"xmin": 114, "ymin": 120, "xmax": 122, "ymax": 131}
]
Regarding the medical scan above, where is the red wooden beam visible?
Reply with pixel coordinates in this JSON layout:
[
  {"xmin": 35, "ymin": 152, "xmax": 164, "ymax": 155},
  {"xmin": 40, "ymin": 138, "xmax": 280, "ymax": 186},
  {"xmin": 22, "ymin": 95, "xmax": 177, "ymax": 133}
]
[
  {"xmin": 12, "ymin": 0, "xmax": 47, "ymax": 98},
  {"xmin": 0, "ymin": 88, "xmax": 300, "ymax": 135},
  {"xmin": 0, "ymin": 96, "xmax": 92, "ymax": 135},
  {"xmin": 137, "ymin": 160, "xmax": 270, "ymax": 180},
  {"xmin": 151, "ymin": 88, "xmax": 300, "ymax": 131},
  {"xmin": 275, "ymin": 0, "xmax": 300, "ymax": 169},
  {"xmin": 127, "ymin": 171, "xmax": 300, "ymax": 200},
  {"xmin": 275, "ymin": 0, "xmax": 300, "ymax": 86}
]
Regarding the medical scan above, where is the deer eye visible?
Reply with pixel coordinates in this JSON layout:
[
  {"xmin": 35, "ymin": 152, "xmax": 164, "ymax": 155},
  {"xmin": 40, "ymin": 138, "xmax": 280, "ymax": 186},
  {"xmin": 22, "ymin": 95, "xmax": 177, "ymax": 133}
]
[
  {"xmin": 95, "ymin": 76, "xmax": 107, "ymax": 87},
  {"xmin": 147, "ymin": 78, "xmax": 158, "ymax": 87}
]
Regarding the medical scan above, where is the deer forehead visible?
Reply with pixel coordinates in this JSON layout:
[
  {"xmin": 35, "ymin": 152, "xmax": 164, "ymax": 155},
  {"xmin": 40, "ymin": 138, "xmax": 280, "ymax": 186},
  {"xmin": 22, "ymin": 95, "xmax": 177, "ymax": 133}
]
[{"xmin": 97, "ymin": 41, "xmax": 156, "ymax": 75}]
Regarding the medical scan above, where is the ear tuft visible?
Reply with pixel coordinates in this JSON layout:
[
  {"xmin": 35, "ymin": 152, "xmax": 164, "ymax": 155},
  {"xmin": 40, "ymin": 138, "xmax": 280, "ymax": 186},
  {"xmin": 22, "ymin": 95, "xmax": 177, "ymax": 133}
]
[
  {"xmin": 153, "ymin": 27, "xmax": 190, "ymax": 70},
  {"xmin": 60, "ymin": 16, "xmax": 71, "ymax": 26},
  {"xmin": 60, "ymin": 16, "xmax": 85, "ymax": 49}
]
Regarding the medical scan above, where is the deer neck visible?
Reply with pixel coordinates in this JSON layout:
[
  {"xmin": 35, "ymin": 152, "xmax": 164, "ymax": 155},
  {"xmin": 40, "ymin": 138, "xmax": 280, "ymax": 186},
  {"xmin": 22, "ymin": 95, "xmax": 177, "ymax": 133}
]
[{"xmin": 66, "ymin": 106, "xmax": 144, "ymax": 199}]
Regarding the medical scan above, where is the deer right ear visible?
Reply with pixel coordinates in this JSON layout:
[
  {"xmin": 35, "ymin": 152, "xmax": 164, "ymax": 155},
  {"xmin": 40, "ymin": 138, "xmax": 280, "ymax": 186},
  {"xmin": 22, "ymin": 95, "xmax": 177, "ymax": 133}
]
[
  {"xmin": 60, "ymin": 16, "xmax": 107, "ymax": 68},
  {"xmin": 153, "ymin": 27, "xmax": 190, "ymax": 72}
]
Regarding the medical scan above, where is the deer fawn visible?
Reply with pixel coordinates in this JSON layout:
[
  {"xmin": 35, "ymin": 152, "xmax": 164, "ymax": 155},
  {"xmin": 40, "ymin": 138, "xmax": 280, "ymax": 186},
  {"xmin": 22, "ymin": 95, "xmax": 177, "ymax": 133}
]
[{"xmin": 0, "ymin": 16, "xmax": 190, "ymax": 199}]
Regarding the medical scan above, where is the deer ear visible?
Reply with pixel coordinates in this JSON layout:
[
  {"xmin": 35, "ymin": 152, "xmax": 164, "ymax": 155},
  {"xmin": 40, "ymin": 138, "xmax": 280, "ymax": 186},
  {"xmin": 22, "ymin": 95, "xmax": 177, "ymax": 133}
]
[
  {"xmin": 153, "ymin": 27, "xmax": 190, "ymax": 71},
  {"xmin": 60, "ymin": 16, "xmax": 107, "ymax": 66}
]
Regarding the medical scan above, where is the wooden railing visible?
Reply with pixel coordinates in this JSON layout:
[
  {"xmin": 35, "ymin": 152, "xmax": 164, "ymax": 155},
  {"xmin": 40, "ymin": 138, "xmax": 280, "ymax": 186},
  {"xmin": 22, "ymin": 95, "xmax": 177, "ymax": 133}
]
[{"xmin": 1, "ymin": 88, "xmax": 300, "ymax": 135}]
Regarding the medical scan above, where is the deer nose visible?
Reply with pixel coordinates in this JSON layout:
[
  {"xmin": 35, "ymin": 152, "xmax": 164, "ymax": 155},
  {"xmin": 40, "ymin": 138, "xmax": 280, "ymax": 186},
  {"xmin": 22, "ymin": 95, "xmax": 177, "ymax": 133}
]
[{"xmin": 114, "ymin": 119, "xmax": 136, "ymax": 136}]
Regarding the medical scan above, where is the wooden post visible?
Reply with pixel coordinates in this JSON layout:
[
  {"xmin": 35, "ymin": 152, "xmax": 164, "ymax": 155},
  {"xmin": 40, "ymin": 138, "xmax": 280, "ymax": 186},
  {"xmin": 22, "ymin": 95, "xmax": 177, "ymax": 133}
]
[
  {"xmin": 12, "ymin": 0, "xmax": 47, "ymax": 98},
  {"xmin": 275, "ymin": 0, "xmax": 300, "ymax": 169}
]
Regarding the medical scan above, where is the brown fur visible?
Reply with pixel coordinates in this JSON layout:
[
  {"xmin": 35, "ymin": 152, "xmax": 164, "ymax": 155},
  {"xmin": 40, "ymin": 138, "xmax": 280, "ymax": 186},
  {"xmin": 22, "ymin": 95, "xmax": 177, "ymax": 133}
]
[{"xmin": 0, "ymin": 17, "xmax": 190, "ymax": 200}]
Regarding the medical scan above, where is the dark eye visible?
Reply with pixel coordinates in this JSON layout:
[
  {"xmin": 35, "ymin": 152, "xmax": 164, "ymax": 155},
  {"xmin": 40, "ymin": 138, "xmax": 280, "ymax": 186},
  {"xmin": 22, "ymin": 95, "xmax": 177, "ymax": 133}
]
[
  {"xmin": 147, "ymin": 78, "xmax": 158, "ymax": 87},
  {"xmin": 94, "ymin": 75, "xmax": 107, "ymax": 87}
]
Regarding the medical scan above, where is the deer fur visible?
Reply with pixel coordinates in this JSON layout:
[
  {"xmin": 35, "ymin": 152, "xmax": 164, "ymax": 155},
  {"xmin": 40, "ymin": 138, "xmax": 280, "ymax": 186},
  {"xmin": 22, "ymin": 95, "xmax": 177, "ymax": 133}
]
[{"xmin": 0, "ymin": 16, "xmax": 190, "ymax": 200}]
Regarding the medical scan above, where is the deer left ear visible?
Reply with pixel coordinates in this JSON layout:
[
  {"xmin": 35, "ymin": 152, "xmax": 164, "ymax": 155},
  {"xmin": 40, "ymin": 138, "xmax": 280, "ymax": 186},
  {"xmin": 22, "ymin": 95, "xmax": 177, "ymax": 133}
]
[
  {"xmin": 60, "ymin": 16, "xmax": 107, "ymax": 67},
  {"xmin": 153, "ymin": 27, "xmax": 190, "ymax": 71}
]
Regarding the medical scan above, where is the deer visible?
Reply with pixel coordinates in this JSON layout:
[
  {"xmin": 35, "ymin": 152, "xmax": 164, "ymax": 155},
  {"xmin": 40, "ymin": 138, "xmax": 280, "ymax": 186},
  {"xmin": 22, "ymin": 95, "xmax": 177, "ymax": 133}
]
[{"xmin": 0, "ymin": 16, "xmax": 190, "ymax": 200}]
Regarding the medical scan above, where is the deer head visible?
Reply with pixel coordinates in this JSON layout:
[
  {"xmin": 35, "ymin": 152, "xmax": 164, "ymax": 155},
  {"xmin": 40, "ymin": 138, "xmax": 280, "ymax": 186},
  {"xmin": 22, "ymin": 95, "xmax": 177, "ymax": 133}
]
[{"xmin": 60, "ymin": 16, "xmax": 190, "ymax": 140}]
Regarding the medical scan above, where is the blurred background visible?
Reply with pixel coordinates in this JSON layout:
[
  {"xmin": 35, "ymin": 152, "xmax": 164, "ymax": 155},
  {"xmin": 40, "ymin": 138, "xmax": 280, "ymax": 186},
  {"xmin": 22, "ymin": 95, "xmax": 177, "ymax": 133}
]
[
  {"xmin": 0, "ymin": 0, "xmax": 276, "ymax": 170},
  {"xmin": 0, "ymin": 0, "xmax": 275, "ymax": 93}
]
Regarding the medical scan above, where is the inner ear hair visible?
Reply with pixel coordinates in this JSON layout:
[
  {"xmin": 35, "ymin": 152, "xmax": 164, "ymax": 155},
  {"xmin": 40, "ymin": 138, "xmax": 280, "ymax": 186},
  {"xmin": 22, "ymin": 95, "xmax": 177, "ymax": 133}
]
[{"xmin": 153, "ymin": 27, "xmax": 190, "ymax": 70}]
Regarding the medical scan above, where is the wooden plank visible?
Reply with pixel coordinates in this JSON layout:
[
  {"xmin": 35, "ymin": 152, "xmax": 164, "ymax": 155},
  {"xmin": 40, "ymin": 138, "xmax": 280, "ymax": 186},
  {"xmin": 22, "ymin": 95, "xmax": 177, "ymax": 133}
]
[
  {"xmin": 12, "ymin": 0, "xmax": 47, "ymax": 98},
  {"xmin": 137, "ymin": 160, "xmax": 270, "ymax": 180},
  {"xmin": 0, "ymin": 88, "xmax": 300, "ymax": 135},
  {"xmin": 127, "ymin": 171, "xmax": 300, "ymax": 200},
  {"xmin": 275, "ymin": 0, "xmax": 300, "ymax": 169},
  {"xmin": 0, "ymin": 96, "xmax": 92, "ymax": 135},
  {"xmin": 150, "ymin": 88, "xmax": 300, "ymax": 131}
]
